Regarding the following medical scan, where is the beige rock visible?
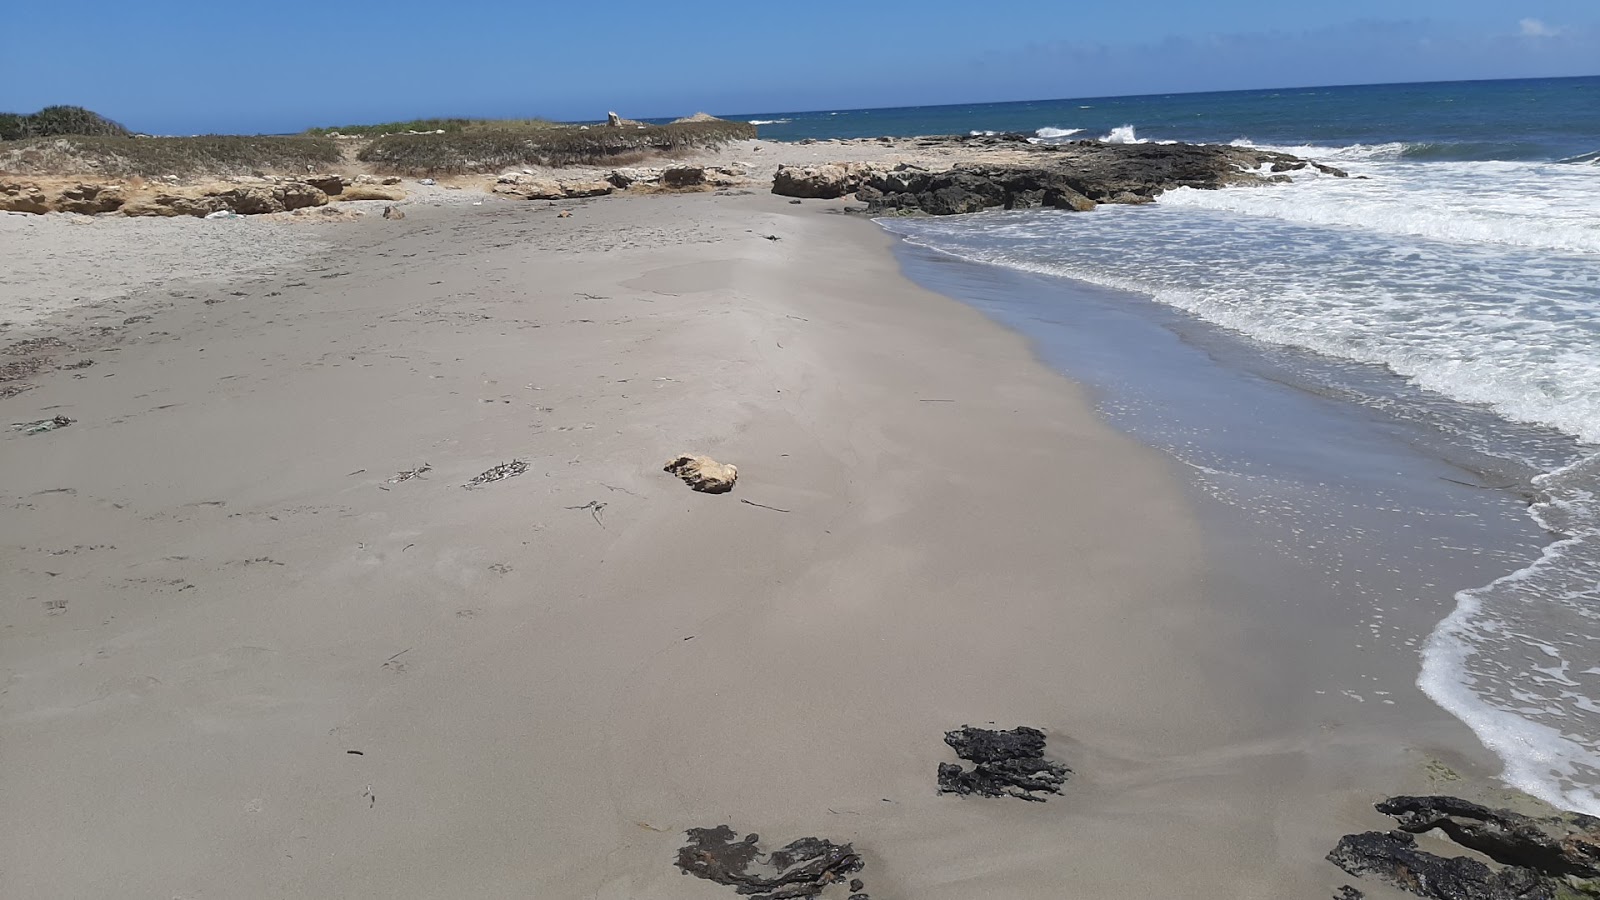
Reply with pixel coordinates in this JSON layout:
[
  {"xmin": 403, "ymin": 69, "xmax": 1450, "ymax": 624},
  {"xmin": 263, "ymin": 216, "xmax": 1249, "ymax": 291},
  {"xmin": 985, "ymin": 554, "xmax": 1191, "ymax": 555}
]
[
  {"xmin": 493, "ymin": 177, "xmax": 563, "ymax": 200},
  {"xmin": 54, "ymin": 183, "xmax": 126, "ymax": 214},
  {"xmin": 337, "ymin": 184, "xmax": 407, "ymax": 202},
  {"xmin": 493, "ymin": 175, "xmax": 612, "ymax": 200},
  {"xmin": 772, "ymin": 163, "xmax": 875, "ymax": 199},
  {"xmin": 302, "ymin": 174, "xmax": 345, "ymax": 195},
  {"xmin": 1, "ymin": 181, "xmax": 54, "ymax": 214},
  {"xmin": 278, "ymin": 182, "xmax": 329, "ymax": 211},
  {"xmin": 663, "ymin": 455, "xmax": 738, "ymax": 494},
  {"xmin": 121, "ymin": 192, "xmax": 227, "ymax": 217},
  {"xmin": 559, "ymin": 180, "xmax": 613, "ymax": 198},
  {"xmin": 214, "ymin": 185, "xmax": 283, "ymax": 215},
  {"xmin": 605, "ymin": 167, "xmax": 662, "ymax": 189},
  {"xmin": 381, "ymin": 176, "xmax": 402, "ymax": 185}
]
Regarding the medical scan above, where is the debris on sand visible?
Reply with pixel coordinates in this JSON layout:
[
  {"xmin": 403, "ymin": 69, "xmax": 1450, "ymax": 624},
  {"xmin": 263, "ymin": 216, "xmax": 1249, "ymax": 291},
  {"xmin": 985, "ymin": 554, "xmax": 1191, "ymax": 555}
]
[
  {"xmin": 565, "ymin": 499, "xmax": 606, "ymax": 526},
  {"xmin": 663, "ymin": 454, "xmax": 738, "ymax": 494},
  {"xmin": 11, "ymin": 414, "xmax": 74, "ymax": 435},
  {"xmin": 675, "ymin": 825, "xmax": 866, "ymax": 899},
  {"xmin": 1328, "ymin": 794, "xmax": 1600, "ymax": 900},
  {"xmin": 386, "ymin": 464, "xmax": 431, "ymax": 484},
  {"xmin": 464, "ymin": 459, "xmax": 529, "ymax": 488},
  {"xmin": 936, "ymin": 725, "xmax": 1069, "ymax": 801}
]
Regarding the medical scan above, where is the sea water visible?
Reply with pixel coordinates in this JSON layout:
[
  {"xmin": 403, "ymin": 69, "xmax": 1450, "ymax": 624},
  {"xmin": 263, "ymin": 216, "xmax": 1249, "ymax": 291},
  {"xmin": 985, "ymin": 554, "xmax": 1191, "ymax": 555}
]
[{"xmin": 741, "ymin": 77, "xmax": 1600, "ymax": 812}]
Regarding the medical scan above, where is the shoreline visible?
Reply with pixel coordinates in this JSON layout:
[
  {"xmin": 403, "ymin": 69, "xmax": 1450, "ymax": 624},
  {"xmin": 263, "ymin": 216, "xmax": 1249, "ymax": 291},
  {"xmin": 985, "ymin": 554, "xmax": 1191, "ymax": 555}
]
[{"xmin": 0, "ymin": 189, "xmax": 1537, "ymax": 897}]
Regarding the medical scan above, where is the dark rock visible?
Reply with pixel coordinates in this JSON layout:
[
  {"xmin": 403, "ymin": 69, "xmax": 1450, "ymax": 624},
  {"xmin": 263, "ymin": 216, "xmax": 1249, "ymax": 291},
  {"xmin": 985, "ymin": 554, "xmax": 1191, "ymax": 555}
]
[
  {"xmin": 1337, "ymin": 886, "xmax": 1367, "ymax": 900},
  {"xmin": 675, "ymin": 825, "xmax": 864, "ymax": 899},
  {"xmin": 1327, "ymin": 830, "xmax": 1554, "ymax": 900},
  {"xmin": 850, "ymin": 878, "xmax": 864, "ymax": 891},
  {"xmin": 1313, "ymin": 161, "xmax": 1351, "ymax": 177},
  {"xmin": 936, "ymin": 725, "xmax": 1068, "ymax": 801},
  {"xmin": 856, "ymin": 139, "xmax": 1323, "ymax": 216},
  {"xmin": 1376, "ymin": 796, "xmax": 1600, "ymax": 879}
]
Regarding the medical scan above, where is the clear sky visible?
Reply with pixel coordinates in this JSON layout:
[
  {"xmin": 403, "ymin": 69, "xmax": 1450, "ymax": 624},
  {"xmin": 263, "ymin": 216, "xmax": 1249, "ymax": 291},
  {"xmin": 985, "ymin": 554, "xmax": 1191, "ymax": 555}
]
[{"xmin": 4, "ymin": 1, "xmax": 1596, "ymax": 134}]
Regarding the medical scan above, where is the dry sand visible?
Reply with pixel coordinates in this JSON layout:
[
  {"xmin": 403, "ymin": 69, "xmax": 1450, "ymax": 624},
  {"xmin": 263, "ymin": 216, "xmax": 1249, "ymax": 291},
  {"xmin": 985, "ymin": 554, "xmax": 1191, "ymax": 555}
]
[{"xmin": 2, "ymin": 189, "xmax": 1451, "ymax": 898}]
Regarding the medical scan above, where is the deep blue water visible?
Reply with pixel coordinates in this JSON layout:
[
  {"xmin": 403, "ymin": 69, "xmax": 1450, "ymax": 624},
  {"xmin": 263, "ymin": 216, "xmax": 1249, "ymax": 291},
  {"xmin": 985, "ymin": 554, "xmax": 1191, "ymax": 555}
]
[{"xmin": 730, "ymin": 76, "xmax": 1599, "ymax": 162}]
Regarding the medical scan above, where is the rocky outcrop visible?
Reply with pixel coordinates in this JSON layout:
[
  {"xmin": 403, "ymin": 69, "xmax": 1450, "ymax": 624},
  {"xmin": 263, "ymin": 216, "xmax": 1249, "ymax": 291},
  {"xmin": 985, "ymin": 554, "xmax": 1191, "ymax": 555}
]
[
  {"xmin": 1377, "ymin": 796, "xmax": 1600, "ymax": 878},
  {"xmin": 772, "ymin": 140, "xmax": 1346, "ymax": 215},
  {"xmin": 661, "ymin": 166, "xmax": 706, "ymax": 188},
  {"xmin": 121, "ymin": 192, "xmax": 227, "ymax": 217},
  {"xmin": 663, "ymin": 455, "xmax": 738, "ymax": 494},
  {"xmin": 772, "ymin": 163, "xmax": 874, "ymax": 199},
  {"xmin": 0, "ymin": 180, "xmax": 52, "ymax": 213},
  {"xmin": 936, "ymin": 726, "xmax": 1069, "ymax": 801},
  {"xmin": 1328, "ymin": 831, "xmax": 1554, "ymax": 900},
  {"xmin": 5, "ymin": 178, "xmax": 332, "ymax": 216},
  {"xmin": 53, "ymin": 183, "xmax": 126, "ymax": 214},
  {"xmin": 493, "ymin": 173, "xmax": 613, "ymax": 200},
  {"xmin": 336, "ymin": 184, "xmax": 406, "ymax": 202},
  {"xmin": 859, "ymin": 165, "xmax": 1099, "ymax": 215},
  {"xmin": 675, "ymin": 826, "xmax": 866, "ymax": 900},
  {"xmin": 1329, "ymin": 795, "xmax": 1600, "ymax": 900},
  {"xmin": 607, "ymin": 165, "xmax": 746, "ymax": 191},
  {"xmin": 302, "ymin": 174, "xmax": 345, "ymax": 195}
]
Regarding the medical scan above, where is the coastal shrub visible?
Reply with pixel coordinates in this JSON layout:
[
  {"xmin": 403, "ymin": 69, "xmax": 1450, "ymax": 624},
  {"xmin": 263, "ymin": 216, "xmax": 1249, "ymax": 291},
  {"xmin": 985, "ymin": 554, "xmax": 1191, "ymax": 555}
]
[
  {"xmin": 0, "ymin": 106, "xmax": 131, "ymax": 140},
  {"xmin": 357, "ymin": 120, "xmax": 757, "ymax": 175},
  {"xmin": 0, "ymin": 134, "xmax": 343, "ymax": 178}
]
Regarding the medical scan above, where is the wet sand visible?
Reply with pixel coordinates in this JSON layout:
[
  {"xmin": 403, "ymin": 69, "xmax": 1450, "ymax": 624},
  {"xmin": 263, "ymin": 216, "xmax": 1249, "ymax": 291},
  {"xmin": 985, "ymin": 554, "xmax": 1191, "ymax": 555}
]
[{"xmin": 2, "ymin": 192, "xmax": 1462, "ymax": 897}]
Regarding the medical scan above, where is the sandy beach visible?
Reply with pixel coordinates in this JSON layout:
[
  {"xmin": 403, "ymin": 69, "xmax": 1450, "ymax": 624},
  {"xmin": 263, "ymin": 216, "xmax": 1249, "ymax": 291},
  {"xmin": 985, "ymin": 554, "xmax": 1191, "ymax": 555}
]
[{"xmin": 1, "ymin": 185, "xmax": 1501, "ymax": 898}]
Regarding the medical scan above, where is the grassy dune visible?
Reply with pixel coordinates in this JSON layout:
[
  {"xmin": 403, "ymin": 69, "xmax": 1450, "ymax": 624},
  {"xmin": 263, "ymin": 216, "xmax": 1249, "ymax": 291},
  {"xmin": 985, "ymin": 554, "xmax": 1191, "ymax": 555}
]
[
  {"xmin": 0, "ymin": 108, "xmax": 756, "ymax": 180},
  {"xmin": 356, "ymin": 120, "xmax": 757, "ymax": 175}
]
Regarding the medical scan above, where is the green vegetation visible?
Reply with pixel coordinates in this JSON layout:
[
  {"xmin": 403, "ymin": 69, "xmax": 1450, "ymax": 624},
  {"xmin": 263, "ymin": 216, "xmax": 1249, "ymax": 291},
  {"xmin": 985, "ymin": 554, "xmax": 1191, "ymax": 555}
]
[
  {"xmin": 1, "ymin": 105, "xmax": 131, "ymax": 141},
  {"xmin": 304, "ymin": 117, "xmax": 562, "ymax": 136},
  {"xmin": 0, "ymin": 134, "xmax": 343, "ymax": 178},
  {"xmin": 357, "ymin": 119, "xmax": 756, "ymax": 175}
]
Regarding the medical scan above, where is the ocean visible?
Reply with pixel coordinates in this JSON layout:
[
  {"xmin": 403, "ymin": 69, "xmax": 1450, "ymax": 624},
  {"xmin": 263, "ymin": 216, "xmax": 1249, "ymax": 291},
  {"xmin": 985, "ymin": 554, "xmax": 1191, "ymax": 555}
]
[{"xmin": 739, "ymin": 77, "xmax": 1600, "ymax": 813}]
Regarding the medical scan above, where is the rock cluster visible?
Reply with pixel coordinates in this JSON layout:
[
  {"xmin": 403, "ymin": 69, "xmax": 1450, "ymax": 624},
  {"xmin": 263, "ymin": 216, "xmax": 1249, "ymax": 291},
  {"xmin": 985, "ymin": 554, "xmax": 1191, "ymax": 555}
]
[
  {"xmin": 936, "ymin": 725, "xmax": 1069, "ymax": 801},
  {"xmin": 772, "ymin": 140, "xmax": 1347, "ymax": 215},
  {"xmin": 1, "ymin": 175, "xmax": 407, "ymax": 217},
  {"xmin": 493, "ymin": 173, "xmax": 614, "ymax": 200},
  {"xmin": 1329, "ymin": 795, "xmax": 1600, "ymax": 900},
  {"xmin": 675, "ymin": 826, "xmax": 867, "ymax": 900}
]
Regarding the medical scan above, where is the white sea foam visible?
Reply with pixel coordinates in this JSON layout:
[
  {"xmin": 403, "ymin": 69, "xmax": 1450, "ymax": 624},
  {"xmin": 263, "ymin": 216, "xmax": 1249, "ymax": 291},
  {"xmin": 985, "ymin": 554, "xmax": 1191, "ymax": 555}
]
[
  {"xmin": 879, "ymin": 144, "xmax": 1600, "ymax": 811},
  {"xmin": 1102, "ymin": 124, "xmax": 1144, "ymax": 143},
  {"xmin": 747, "ymin": 119, "xmax": 792, "ymax": 126},
  {"xmin": 1035, "ymin": 126, "xmax": 1084, "ymax": 139},
  {"xmin": 1420, "ymin": 454, "xmax": 1600, "ymax": 815}
]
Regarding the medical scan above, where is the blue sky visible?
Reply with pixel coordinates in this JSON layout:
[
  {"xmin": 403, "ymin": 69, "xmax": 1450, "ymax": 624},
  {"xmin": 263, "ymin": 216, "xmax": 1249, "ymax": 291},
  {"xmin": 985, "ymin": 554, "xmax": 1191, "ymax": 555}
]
[{"xmin": 3, "ymin": 1, "xmax": 1596, "ymax": 134}]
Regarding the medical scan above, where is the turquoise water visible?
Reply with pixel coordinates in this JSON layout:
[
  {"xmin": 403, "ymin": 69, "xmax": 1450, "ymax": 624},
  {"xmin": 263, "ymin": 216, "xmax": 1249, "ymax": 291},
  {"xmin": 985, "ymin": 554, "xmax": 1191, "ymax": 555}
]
[
  {"xmin": 734, "ymin": 76, "xmax": 1599, "ymax": 162},
  {"xmin": 759, "ymin": 77, "xmax": 1600, "ymax": 814}
]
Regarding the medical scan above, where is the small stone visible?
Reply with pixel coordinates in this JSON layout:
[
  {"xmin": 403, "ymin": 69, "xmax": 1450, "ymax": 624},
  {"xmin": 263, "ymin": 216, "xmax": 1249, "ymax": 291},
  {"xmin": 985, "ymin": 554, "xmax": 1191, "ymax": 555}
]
[{"xmin": 663, "ymin": 455, "xmax": 737, "ymax": 494}]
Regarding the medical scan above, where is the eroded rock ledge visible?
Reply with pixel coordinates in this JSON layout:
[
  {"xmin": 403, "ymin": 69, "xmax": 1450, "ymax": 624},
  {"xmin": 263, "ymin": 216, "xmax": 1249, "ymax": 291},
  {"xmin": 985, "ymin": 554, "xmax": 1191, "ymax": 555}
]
[
  {"xmin": 773, "ymin": 137, "xmax": 1347, "ymax": 215},
  {"xmin": 1329, "ymin": 794, "xmax": 1600, "ymax": 900}
]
